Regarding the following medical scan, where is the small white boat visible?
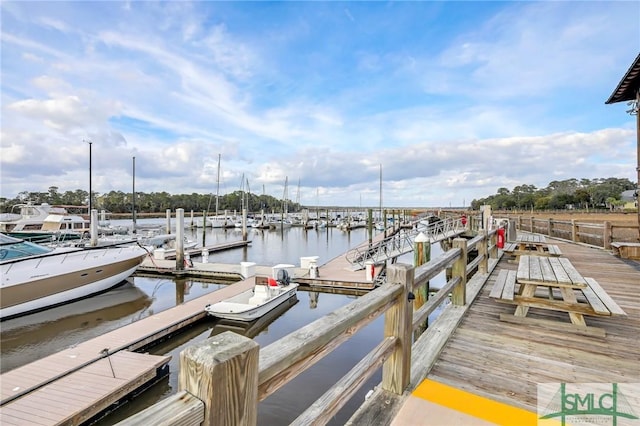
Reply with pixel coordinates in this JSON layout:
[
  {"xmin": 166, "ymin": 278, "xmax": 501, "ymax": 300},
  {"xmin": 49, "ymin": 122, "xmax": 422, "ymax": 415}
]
[{"xmin": 205, "ymin": 271, "xmax": 298, "ymax": 321}]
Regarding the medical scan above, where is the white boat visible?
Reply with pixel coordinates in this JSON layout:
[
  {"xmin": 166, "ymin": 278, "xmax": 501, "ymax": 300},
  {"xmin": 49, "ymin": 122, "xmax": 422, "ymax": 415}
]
[
  {"xmin": 209, "ymin": 295, "xmax": 298, "ymax": 339},
  {"xmin": 137, "ymin": 229, "xmax": 198, "ymax": 250},
  {"xmin": 268, "ymin": 218, "xmax": 293, "ymax": 230},
  {"xmin": 0, "ymin": 202, "xmax": 68, "ymax": 233},
  {"xmin": 0, "ymin": 233, "xmax": 149, "ymax": 320},
  {"xmin": 205, "ymin": 271, "xmax": 298, "ymax": 321},
  {"xmin": 207, "ymin": 214, "xmax": 236, "ymax": 228}
]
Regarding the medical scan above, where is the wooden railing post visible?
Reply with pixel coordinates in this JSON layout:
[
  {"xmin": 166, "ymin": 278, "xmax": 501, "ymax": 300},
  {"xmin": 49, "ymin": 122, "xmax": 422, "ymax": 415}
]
[
  {"xmin": 451, "ymin": 238, "xmax": 467, "ymax": 306},
  {"xmin": 489, "ymin": 231, "xmax": 498, "ymax": 259},
  {"xmin": 413, "ymin": 233, "xmax": 431, "ymax": 336},
  {"xmin": 179, "ymin": 331, "xmax": 259, "ymax": 426},
  {"xmin": 478, "ymin": 230, "xmax": 488, "ymax": 274},
  {"xmin": 517, "ymin": 215, "xmax": 522, "ymax": 231},
  {"xmin": 382, "ymin": 264, "xmax": 413, "ymax": 395},
  {"xmin": 548, "ymin": 218, "xmax": 553, "ymax": 237},
  {"xmin": 530, "ymin": 216, "xmax": 535, "ymax": 233},
  {"xmin": 603, "ymin": 221, "xmax": 612, "ymax": 249},
  {"xmin": 571, "ymin": 219, "xmax": 577, "ymax": 242}
]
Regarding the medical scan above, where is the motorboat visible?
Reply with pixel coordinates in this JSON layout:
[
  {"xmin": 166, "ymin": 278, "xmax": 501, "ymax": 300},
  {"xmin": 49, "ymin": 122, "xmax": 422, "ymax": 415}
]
[
  {"xmin": 0, "ymin": 233, "xmax": 149, "ymax": 320},
  {"xmin": 209, "ymin": 295, "xmax": 298, "ymax": 339},
  {"xmin": 1, "ymin": 203, "xmax": 125, "ymax": 243},
  {"xmin": 137, "ymin": 229, "xmax": 198, "ymax": 250},
  {"xmin": 7, "ymin": 213, "xmax": 91, "ymax": 243},
  {"xmin": 268, "ymin": 218, "xmax": 293, "ymax": 230},
  {"xmin": 0, "ymin": 202, "xmax": 68, "ymax": 233},
  {"xmin": 207, "ymin": 214, "xmax": 236, "ymax": 228},
  {"xmin": 205, "ymin": 270, "xmax": 298, "ymax": 321}
]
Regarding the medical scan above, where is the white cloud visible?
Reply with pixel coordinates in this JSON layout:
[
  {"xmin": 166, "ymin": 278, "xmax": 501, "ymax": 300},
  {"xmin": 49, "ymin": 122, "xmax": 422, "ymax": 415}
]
[{"xmin": 0, "ymin": 1, "xmax": 637, "ymax": 207}]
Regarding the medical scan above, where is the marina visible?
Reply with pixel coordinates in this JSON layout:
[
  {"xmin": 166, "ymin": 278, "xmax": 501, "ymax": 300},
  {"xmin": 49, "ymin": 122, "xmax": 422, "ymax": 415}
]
[
  {"xmin": 1, "ymin": 214, "xmax": 638, "ymax": 425},
  {"xmin": 2, "ymin": 221, "xmax": 440, "ymax": 425}
]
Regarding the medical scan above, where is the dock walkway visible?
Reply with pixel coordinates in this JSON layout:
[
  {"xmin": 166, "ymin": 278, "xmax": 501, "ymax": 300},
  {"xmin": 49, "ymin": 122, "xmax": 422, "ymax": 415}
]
[
  {"xmin": 0, "ymin": 267, "xmax": 261, "ymax": 425},
  {"xmin": 391, "ymin": 236, "xmax": 640, "ymax": 425},
  {"xmin": 0, "ymin": 244, "xmax": 383, "ymax": 424}
]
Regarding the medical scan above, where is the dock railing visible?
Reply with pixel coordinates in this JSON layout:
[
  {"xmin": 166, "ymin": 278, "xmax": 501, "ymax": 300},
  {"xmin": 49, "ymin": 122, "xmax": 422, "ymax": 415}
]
[
  {"xmin": 502, "ymin": 215, "xmax": 639, "ymax": 249},
  {"xmin": 344, "ymin": 216, "xmax": 467, "ymax": 269},
  {"xmin": 117, "ymin": 229, "xmax": 499, "ymax": 426}
]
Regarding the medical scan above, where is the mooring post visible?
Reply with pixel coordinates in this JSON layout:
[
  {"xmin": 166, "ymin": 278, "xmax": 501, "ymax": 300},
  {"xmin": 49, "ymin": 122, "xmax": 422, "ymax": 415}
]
[
  {"xmin": 367, "ymin": 208, "xmax": 373, "ymax": 246},
  {"xmin": 179, "ymin": 331, "xmax": 259, "ymax": 426},
  {"xmin": 383, "ymin": 263, "xmax": 413, "ymax": 395},
  {"xmin": 451, "ymin": 238, "xmax": 467, "ymax": 306},
  {"xmin": 175, "ymin": 209, "xmax": 185, "ymax": 270},
  {"xmin": 166, "ymin": 209, "xmax": 172, "ymax": 234},
  {"xmin": 90, "ymin": 209, "xmax": 98, "ymax": 247}
]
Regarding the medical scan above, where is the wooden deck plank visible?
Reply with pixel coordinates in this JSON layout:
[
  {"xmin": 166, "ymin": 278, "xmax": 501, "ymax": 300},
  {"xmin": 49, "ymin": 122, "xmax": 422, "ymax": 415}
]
[
  {"xmin": 0, "ymin": 278, "xmax": 257, "ymax": 405},
  {"xmin": 423, "ymin": 237, "xmax": 639, "ymax": 415},
  {"xmin": 1, "ymin": 352, "xmax": 170, "ymax": 426}
]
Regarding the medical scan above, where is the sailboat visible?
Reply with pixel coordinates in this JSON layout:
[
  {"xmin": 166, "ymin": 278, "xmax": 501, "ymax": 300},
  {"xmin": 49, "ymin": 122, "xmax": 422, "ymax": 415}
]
[
  {"xmin": 375, "ymin": 164, "xmax": 386, "ymax": 231},
  {"xmin": 206, "ymin": 154, "xmax": 235, "ymax": 228},
  {"xmin": 269, "ymin": 177, "xmax": 293, "ymax": 230}
]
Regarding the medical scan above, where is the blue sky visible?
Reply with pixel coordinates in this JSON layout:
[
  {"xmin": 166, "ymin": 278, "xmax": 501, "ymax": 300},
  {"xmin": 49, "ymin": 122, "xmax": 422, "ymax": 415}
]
[{"xmin": 1, "ymin": 1, "xmax": 638, "ymax": 208}]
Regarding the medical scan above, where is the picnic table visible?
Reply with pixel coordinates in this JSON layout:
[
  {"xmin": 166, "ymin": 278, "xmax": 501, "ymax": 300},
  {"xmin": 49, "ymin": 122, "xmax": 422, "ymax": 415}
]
[
  {"xmin": 490, "ymin": 255, "xmax": 626, "ymax": 337},
  {"xmin": 503, "ymin": 234, "xmax": 562, "ymax": 262}
]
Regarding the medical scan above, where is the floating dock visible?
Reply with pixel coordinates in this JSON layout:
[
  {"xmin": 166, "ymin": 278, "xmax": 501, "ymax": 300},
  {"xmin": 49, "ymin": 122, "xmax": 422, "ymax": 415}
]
[{"xmin": 0, "ymin": 248, "xmax": 381, "ymax": 424}]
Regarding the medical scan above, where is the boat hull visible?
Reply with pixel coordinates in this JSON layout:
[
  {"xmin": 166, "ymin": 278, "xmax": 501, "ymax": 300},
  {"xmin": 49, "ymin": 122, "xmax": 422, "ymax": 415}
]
[
  {"xmin": 0, "ymin": 246, "xmax": 148, "ymax": 320},
  {"xmin": 205, "ymin": 284, "xmax": 298, "ymax": 321}
]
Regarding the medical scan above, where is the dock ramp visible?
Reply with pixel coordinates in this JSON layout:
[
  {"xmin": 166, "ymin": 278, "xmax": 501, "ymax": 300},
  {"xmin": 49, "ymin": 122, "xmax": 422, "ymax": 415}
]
[{"xmin": 344, "ymin": 217, "xmax": 466, "ymax": 271}]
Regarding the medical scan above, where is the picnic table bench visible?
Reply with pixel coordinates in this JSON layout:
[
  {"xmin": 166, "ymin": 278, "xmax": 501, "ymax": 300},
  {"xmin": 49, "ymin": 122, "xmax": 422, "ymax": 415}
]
[
  {"xmin": 502, "ymin": 234, "xmax": 562, "ymax": 262},
  {"xmin": 490, "ymin": 255, "xmax": 626, "ymax": 337}
]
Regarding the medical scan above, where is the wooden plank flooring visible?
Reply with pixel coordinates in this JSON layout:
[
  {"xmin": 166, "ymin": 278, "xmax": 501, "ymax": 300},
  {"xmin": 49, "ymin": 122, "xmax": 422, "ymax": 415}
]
[
  {"xmin": 427, "ymin": 236, "xmax": 640, "ymax": 412},
  {"xmin": 0, "ymin": 277, "xmax": 258, "ymax": 408},
  {"xmin": 0, "ymin": 251, "xmax": 377, "ymax": 425},
  {"xmin": 0, "ymin": 351, "xmax": 170, "ymax": 425}
]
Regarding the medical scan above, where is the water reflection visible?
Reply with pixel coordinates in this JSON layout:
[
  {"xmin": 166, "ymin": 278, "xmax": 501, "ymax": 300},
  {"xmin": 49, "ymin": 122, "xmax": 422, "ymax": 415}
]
[
  {"xmin": 1, "ymin": 222, "xmax": 450, "ymax": 425},
  {"xmin": 309, "ymin": 291, "xmax": 319, "ymax": 309},
  {"xmin": 0, "ymin": 281, "xmax": 152, "ymax": 373}
]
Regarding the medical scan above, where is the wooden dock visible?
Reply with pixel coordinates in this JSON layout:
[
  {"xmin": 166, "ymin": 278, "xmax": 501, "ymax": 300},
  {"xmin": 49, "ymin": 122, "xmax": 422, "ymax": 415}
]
[
  {"xmin": 160, "ymin": 240, "xmax": 251, "ymax": 260},
  {"xmin": 137, "ymin": 240, "xmax": 381, "ymax": 289},
  {"xmin": 0, "ymin": 246, "xmax": 382, "ymax": 425},
  {"xmin": 0, "ymin": 351, "xmax": 170, "ymax": 425},
  {"xmin": 390, "ymin": 236, "xmax": 640, "ymax": 424},
  {"xmin": 0, "ymin": 275, "xmax": 260, "ymax": 425}
]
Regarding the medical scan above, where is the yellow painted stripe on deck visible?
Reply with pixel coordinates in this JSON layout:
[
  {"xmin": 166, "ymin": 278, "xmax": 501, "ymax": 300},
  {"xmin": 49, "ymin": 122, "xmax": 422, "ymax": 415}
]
[{"xmin": 413, "ymin": 379, "xmax": 554, "ymax": 426}]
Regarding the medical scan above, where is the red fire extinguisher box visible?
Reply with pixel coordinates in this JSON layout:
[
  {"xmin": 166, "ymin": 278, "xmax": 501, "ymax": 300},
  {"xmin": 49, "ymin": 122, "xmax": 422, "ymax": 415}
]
[{"xmin": 497, "ymin": 228, "xmax": 505, "ymax": 249}]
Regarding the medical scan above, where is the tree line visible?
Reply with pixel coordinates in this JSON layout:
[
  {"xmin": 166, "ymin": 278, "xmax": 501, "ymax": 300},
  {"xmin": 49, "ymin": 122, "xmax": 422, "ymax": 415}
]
[
  {"xmin": 1, "ymin": 177, "xmax": 635, "ymax": 214},
  {"xmin": 470, "ymin": 177, "xmax": 636, "ymax": 211},
  {"xmin": 0, "ymin": 187, "xmax": 303, "ymax": 215}
]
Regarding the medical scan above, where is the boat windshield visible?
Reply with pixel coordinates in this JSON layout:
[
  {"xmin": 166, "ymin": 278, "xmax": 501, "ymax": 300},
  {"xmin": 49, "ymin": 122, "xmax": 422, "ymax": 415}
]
[{"xmin": 0, "ymin": 233, "xmax": 52, "ymax": 261}]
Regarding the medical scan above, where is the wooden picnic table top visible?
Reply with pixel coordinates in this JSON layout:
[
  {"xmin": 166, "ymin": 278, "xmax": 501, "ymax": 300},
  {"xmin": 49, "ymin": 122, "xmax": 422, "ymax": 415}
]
[
  {"xmin": 516, "ymin": 255, "xmax": 587, "ymax": 288},
  {"xmin": 516, "ymin": 234, "xmax": 547, "ymax": 244}
]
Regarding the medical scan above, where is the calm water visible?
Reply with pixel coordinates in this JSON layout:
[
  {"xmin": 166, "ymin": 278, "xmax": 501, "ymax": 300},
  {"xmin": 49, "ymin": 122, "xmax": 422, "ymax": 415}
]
[{"xmin": 0, "ymin": 220, "xmax": 447, "ymax": 425}]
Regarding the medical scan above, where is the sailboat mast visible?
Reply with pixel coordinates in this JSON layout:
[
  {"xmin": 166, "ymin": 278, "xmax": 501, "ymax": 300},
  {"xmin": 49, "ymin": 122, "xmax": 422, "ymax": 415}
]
[
  {"xmin": 132, "ymin": 156, "xmax": 136, "ymax": 233},
  {"xmin": 215, "ymin": 154, "xmax": 221, "ymax": 215},
  {"xmin": 283, "ymin": 176, "xmax": 289, "ymax": 215},
  {"xmin": 379, "ymin": 164, "xmax": 383, "ymax": 220}
]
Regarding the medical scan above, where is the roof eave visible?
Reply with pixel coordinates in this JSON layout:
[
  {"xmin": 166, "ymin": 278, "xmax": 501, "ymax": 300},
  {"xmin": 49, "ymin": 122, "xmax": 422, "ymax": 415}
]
[{"xmin": 605, "ymin": 52, "xmax": 640, "ymax": 105}]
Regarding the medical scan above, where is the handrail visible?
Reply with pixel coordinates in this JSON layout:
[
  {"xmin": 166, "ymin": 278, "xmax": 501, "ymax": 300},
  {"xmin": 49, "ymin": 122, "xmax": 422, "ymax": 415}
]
[
  {"xmin": 499, "ymin": 214, "xmax": 639, "ymax": 249},
  {"xmin": 344, "ymin": 217, "xmax": 467, "ymax": 269},
  {"xmin": 117, "ymin": 230, "xmax": 499, "ymax": 426}
]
